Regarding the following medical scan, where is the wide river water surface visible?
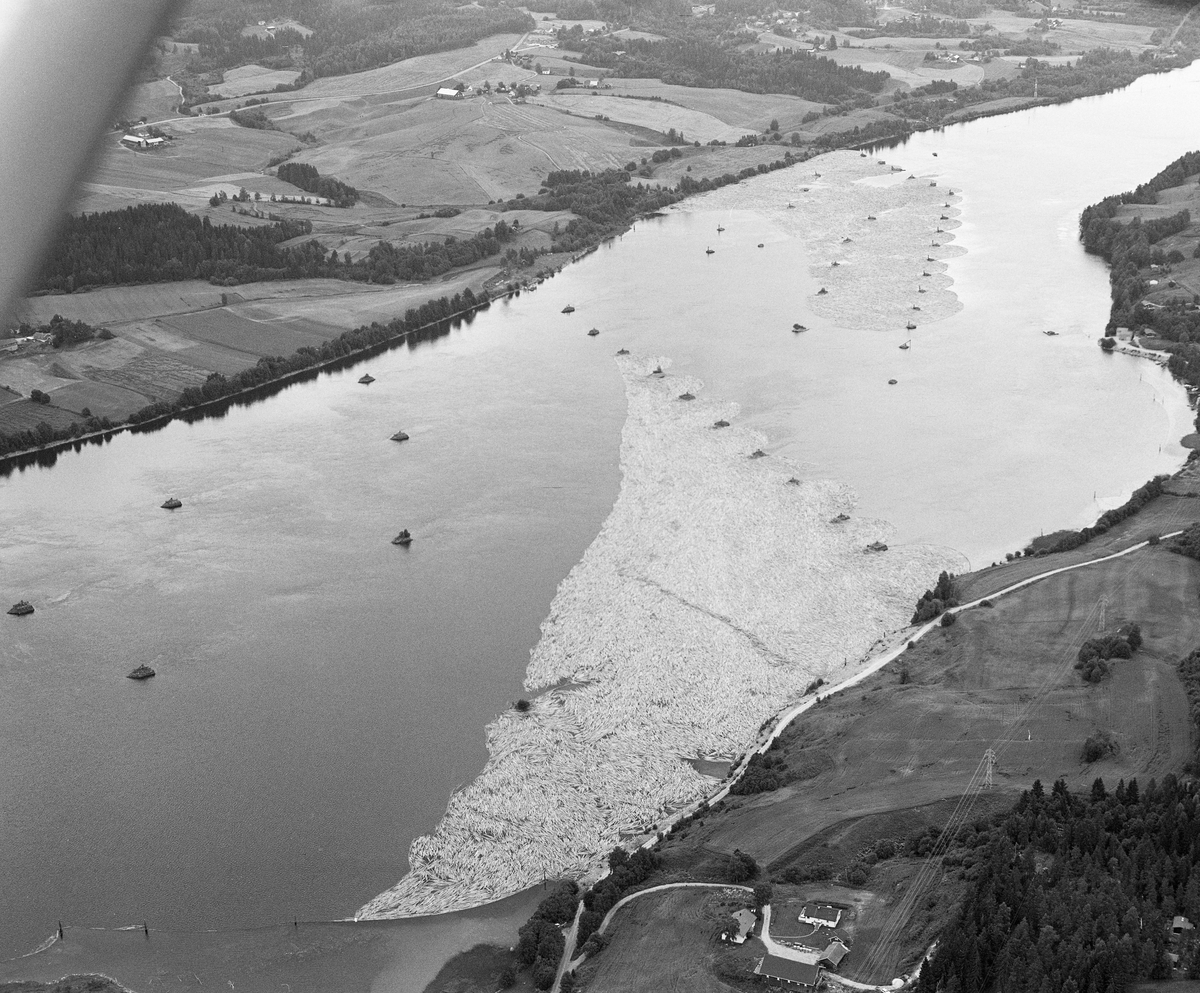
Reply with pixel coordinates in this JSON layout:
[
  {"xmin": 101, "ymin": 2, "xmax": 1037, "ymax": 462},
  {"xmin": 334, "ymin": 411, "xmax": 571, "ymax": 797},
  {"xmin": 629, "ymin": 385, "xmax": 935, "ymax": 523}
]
[{"xmin": 3, "ymin": 57, "xmax": 1200, "ymax": 990}]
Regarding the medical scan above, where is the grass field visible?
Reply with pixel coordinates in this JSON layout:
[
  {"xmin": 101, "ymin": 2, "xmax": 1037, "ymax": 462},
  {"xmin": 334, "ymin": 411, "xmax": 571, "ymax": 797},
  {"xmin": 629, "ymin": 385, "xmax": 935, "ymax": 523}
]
[
  {"xmin": 210, "ymin": 64, "xmax": 302, "ymax": 98},
  {"xmin": 532, "ymin": 92, "xmax": 747, "ymax": 144},
  {"xmin": 590, "ymin": 78, "xmax": 825, "ymax": 134},
  {"xmin": 577, "ymin": 888, "xmax": 761, "ymax": 993},
  {"xmin": 120, "ymin": 79, "xmax": 182, "ymax": 123},
  {"xmin": 826, "ymin": 48, "xmax": 985, "ymax": 88},
  {"xmin": 0, "ymin": 398, "xmax": 81, "ymax": 436},
  {"xmin": 276, "ymin": 96, "xmax": 638, "ymax": 204},
  {"xmin": 296, "ymin": 33, "xmax": 527, "ymax": 100}
]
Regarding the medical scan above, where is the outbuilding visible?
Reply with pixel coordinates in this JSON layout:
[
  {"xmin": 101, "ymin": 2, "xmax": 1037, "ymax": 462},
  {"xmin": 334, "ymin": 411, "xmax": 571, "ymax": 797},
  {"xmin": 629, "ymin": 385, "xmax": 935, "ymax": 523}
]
[
  {"xmin": 436, "ymin": 87, "xmax": 464, "ymax": 99},
  {"xmin": 756, "ymin": 955, "xmax": 822, "ymax": 987}
]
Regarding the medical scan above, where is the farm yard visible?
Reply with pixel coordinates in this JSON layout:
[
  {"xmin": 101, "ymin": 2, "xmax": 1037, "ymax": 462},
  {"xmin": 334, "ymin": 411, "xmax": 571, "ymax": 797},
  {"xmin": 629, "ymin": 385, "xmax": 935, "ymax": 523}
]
[{"xmin": 576, "ymin": 887, "xmax": 762, "ymax": 993}]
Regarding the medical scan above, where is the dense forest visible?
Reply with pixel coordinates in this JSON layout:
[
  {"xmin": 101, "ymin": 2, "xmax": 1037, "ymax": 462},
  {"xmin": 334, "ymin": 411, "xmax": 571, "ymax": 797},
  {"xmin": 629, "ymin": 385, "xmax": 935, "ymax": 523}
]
[
  {"xmin": 918, "ymin": 775, "xmax": 1200, "ymax": 993},
  {"xmin": 32, "ymin": 203, "xmax": 524, "ymax": 289},
  {"xmin": 276, "ymin": 162, "xmax": 358, "ymax": 207},
  {"xmin": 567, "ymin": 32, "xmax": 889, "ymax": 102},
  {"xmin": 33, "ymin": 204, "xmax": 325, "ymax": 290}
]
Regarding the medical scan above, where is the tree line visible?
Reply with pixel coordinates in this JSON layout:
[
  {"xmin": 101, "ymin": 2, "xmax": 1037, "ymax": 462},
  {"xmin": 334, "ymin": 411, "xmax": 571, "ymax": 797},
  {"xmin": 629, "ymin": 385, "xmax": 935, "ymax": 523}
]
[
  {"xmin": 918, "ymin": 774, "xmax": 1200, "ymax": 993},
  {"xmin": 276, "ymin": 162, "xmax": 358, "ymax": 207}
]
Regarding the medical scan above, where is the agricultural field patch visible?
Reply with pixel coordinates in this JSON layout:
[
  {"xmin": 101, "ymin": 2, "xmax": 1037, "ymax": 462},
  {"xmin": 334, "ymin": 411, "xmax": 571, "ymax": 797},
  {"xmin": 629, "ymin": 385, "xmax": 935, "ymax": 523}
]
[
  {"xmin": 49, "ymin": 381, "xmax": 151, "ymax": 419},
  {"xmin": 157, "ymin": 309, "xmax": 341, "ymax": 359},
  {"xmin": 826, "ymin": 48, "xmax": 984, "ymax": 87},
  {"xmin": 532, "ymin": 92, "xmax": 746, "ymax": 143},
  {"xmin": 119, "ymin": 78, "xmax": 183, "ymax": 124},
  {"xmin": 982, "ymin": 11, "xmax": 1157, "ymax": 51},
  {"xmin": 297, "ymin": 33, "xmax": 527, "ymax": 100},
  {"xmin": 0, "ymin": 398, "xmax": 83, "ymax": 435},
  {"xmin": 283, "ymin": 97, "xmax": 634, "ymax": 204},
  {"xmin": 578, "ymin": 888, "xmax": 761, "ymax": 993},
  {"xmin": 602, "ymin": 78, "xmax": 824, "ymax": 133},
  {"xmin": 86, "ymin": 125, "xmax": 299, "ymax": 193},
  {"xmin": 83, "ymin": 352, "xmax": 209, "ymax": 403},
  {"xmin": 210, "ymin": 64, "xmax": 302, "ymax": 98}
]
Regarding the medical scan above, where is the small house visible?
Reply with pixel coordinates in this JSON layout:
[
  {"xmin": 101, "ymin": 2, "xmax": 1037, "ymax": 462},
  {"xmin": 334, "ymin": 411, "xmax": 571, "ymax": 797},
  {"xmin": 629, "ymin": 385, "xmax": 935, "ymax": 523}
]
[
  {"xmin": 799, "ymin": 904, "xmax": 842, "ymax": 928},
  {"xmin": 436, "ymin": 87, "xmax": 464, "ymax": 100},
  {"xmin": 1172, "ymin": 916, "xmax": 1195, "ymax": 937},
  {"xmin": 756, "ymin": 955, "xmax": 822, "ymax": 987},
  {"xmin": 726, "ymin": 908, "xmax": 756, "ymax": 944}
]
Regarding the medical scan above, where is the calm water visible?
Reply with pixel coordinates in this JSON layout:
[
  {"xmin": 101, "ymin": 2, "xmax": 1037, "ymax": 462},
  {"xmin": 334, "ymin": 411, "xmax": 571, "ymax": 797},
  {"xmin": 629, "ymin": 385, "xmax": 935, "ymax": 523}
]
[{"xmin": 3, "ymin": 59, "xmax": 1200, "ymax": 982}]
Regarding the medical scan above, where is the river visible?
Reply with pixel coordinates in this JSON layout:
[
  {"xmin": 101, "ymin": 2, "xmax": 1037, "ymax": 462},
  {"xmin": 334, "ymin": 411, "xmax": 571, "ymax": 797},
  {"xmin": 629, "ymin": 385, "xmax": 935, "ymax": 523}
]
[{"xmin": 2, "ymin": 58, "xmax": 1199, "ymax": 990}]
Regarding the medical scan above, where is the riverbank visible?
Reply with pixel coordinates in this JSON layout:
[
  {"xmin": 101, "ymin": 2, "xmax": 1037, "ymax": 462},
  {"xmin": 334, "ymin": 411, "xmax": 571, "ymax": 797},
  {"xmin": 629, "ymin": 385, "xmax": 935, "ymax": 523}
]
[{"xmin": 358, "ymin": 352, "xmax": 963, "ymax": 919}]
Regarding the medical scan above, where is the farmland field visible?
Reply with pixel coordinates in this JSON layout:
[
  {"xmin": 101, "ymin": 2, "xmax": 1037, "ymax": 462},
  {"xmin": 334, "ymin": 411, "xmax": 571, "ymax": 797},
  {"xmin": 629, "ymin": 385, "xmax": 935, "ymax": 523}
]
[
  {"xmin": 120, "ymin": 79, "xmax": 182, "ymax": 124},
  {"xmin": 532, "ymin": 92, "xmax": 747, "ymax": 143},
  {"xmin": 598, "ymin": 78, "xmax": 825, "ymax": 133},
  {"xmin": 210, "ymin": 64, "xmax": 302, "ymax": 98},
  {"xmin": 296, "ymin": 33, "xmax": 528, "ymax": 100}
]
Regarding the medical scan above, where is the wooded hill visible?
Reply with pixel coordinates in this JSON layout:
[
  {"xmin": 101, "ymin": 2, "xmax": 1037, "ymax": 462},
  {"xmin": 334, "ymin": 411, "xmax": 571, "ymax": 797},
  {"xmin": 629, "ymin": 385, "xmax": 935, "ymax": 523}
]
[
  {"xmin": 174, "ymin": 0, "xmax": 533, "ymax": 79},
  {"xmin": 918, "ymin": 775, "xmax": 1200, "ymax": 993}
]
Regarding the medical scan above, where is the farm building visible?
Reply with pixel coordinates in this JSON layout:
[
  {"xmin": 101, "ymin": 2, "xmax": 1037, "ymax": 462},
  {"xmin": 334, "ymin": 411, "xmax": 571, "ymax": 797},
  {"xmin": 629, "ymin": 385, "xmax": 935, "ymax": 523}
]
[
  {"xmin": 820, "ymin": 940, "xmax": 850, "ymax": 968},
  {"xmin": 756, "ymin": 955, "xmax": 822, "ymax": 987},
  {"xmin": 120, "ymin": 134, "xmax": 165, "ymax": 149},
  {"xmin": 799, "ymin": 904, "xmax": 842, "ymax": 928},
  {"xmin": 436, "ymin": 87, "xmax": 464, "ymax": 100},
  {"xmin": 723, "ymin": 908, "xmax": 757, "ymax": 944}
]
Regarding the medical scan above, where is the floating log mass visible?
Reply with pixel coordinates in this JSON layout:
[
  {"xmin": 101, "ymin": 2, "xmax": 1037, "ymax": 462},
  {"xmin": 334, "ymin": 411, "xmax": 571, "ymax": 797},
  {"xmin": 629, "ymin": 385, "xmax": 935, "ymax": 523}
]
[
  {"xmin": 616, "ymin": 348, "xmax": 630, "ymax": 355},
  {"xmin": 356, "ymin": 355, "xmax": 962, "ymax": 920},
  {"xmin": 7, "ymin": 600, "xmax": 33, "ymax": 616},
  {"xmin": 679, "ymin": 392, "xmax": 696, "ymax": 401},
  {"xmin": 359, "ymin": 374, "xmax": 375, "ymax": 385},
  {"xmin": 390, "ymin": 431, "xmax": 410, "ymax": 442},
  {"xmin": 588, "ymin": 328, "xmax": 600, "ymax": 337},
  {"xmin": 750, "ymin": 449, "xmax": 767, "ymax": 458},
  {"xmin": 161, "ymin": 498, "xmax": 182, "ymax": 510}
]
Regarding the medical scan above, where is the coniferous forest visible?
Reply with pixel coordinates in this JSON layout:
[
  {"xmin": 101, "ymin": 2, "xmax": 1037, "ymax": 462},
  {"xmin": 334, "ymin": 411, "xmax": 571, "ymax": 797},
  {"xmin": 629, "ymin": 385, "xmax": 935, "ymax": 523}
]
[{"xmin": 918, "ymin": 776, "xmax": 1200, "ymax": 993}]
